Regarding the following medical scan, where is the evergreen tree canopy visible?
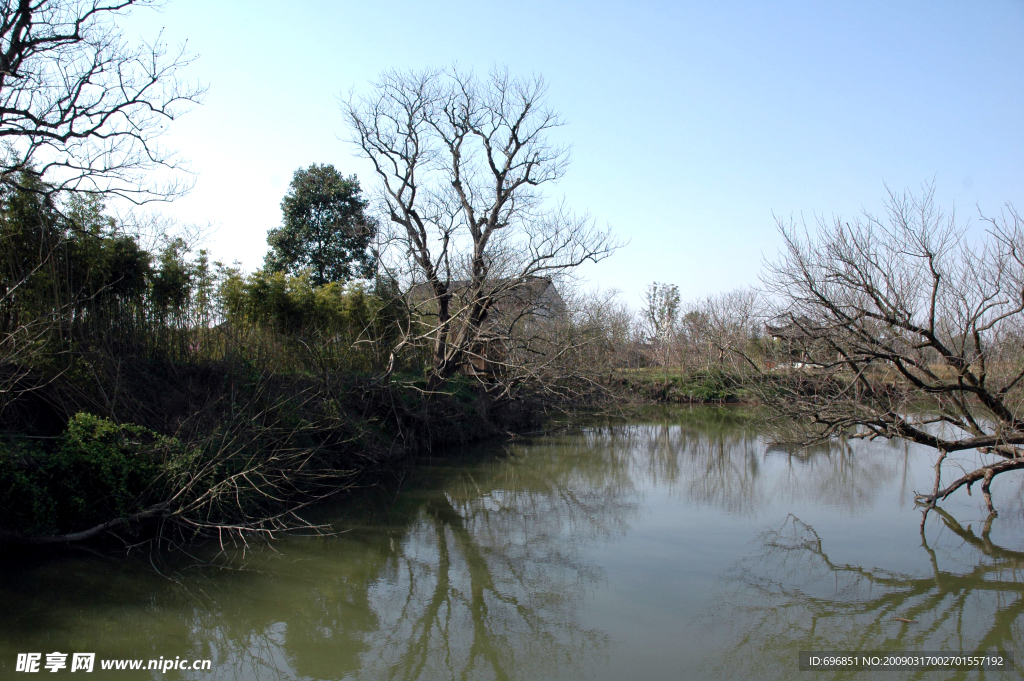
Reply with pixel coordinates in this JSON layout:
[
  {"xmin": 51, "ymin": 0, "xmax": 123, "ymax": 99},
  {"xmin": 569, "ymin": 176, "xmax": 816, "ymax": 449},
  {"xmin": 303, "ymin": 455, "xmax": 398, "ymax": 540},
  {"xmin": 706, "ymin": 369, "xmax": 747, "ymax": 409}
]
[{"xmin": 264, "ymin": 165, "xmax": 376, "ymax": 286}]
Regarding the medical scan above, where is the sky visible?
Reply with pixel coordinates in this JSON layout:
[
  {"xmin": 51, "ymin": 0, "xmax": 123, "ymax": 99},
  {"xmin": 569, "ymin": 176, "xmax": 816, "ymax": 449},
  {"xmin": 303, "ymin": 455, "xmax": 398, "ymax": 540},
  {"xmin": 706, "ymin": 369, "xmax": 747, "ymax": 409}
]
[{"xmin": 119, "ymin": 0, "xmax": 1024, "ymax": 306}]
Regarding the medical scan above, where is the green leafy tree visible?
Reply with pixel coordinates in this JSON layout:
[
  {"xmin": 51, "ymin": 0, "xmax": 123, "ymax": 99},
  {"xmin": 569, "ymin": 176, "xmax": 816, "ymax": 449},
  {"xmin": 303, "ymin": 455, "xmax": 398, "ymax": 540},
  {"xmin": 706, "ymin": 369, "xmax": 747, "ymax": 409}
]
[
  {"xmin": 0, "ymin": 175, "xmax": 151, "ymax": 323},
  {"xmin": 265, "ymin": 165, "xmax": 376, "ymax": 286}
]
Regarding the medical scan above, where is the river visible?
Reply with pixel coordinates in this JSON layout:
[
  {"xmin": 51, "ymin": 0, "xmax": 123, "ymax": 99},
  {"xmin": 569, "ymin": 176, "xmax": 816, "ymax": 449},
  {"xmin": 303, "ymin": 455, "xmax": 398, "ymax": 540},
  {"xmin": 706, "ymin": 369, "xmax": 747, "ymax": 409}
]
[{"xmin": 1, "ymin": 407, "xmax": 1021, "ymax": 679}]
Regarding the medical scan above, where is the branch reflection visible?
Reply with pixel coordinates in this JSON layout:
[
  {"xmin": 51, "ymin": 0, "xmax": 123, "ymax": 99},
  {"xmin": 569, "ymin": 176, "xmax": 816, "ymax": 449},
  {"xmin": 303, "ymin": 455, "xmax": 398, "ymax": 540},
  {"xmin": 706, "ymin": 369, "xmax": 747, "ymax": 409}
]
[{"xmin": 705, "ymin": 511, "xmax": 1024, "ymax": 679}]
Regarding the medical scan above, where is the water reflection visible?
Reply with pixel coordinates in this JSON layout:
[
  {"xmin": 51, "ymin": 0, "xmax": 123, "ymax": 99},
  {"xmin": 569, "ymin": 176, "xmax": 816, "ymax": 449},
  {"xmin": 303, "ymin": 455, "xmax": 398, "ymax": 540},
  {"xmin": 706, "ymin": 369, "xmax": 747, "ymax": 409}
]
[
  {"xmin": 0, "ymin": 434, "xmax": 643, "ymax": 680},
  {"xmin": 351, "ymin": 452, "xmax": 633, "ymax": 681},
  {"xmin": 588, "ymin": 409, "xmax": 903, "ymax": 514},
  {"xmin": 0, "ymin": 409, "xmax": 1019, "ymax": 680},
  {"xmin": 705, "ymin": 510, "xmax": 1024, "ymax": 680}
]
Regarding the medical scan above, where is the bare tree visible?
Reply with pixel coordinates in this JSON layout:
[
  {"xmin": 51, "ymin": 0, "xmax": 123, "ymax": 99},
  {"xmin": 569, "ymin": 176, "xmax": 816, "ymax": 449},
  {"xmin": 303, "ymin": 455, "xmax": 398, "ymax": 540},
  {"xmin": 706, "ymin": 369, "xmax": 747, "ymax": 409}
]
[
  {"xmin": 700, "ymin": 288, "xmax": 764, "ymax": 371},
  {"xmin": 573, "ymin": 287, "xmax": 643, "ymax": 373},
  {"xmin": 344, "ymin": 67, "xmax": 616, "ymax": 394},
  {"xmin": 760, "ymin": 186, "xmax": 1024, "ymax": 514},
  {"xmin": 0, "ymin": 0, "xmax": 204, "ymax": 202}
]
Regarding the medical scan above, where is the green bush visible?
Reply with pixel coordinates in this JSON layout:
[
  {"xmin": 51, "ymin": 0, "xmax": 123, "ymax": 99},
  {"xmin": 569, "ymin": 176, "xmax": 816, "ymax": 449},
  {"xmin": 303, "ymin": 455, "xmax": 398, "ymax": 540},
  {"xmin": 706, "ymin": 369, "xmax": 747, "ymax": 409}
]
[
  {"xmin": 0, "ymin": 413, "xmax": 182, "ymax": 537},
  {"xmin": 676, "ymin": 369, "xmax": 737, "ymax": 401},
  {"xmin": 0, "ymin": 441, "xmax": 56, "ymax": 536}
]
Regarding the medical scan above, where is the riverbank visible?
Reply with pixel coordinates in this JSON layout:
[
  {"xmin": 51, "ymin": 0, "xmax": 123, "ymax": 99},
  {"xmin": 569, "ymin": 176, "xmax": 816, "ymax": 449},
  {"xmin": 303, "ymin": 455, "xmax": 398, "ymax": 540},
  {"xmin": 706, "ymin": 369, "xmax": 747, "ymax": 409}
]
[
  {"xmin": 0, "ymin": 356, "xmax": 766, "ymax": 548},
  {"xmin": 609, "ymin": 367, "xmax": 753, "ymax": 404},
  {"xmin": 0, "ymin": 357, "xmax": 546, "ymax": 548}
]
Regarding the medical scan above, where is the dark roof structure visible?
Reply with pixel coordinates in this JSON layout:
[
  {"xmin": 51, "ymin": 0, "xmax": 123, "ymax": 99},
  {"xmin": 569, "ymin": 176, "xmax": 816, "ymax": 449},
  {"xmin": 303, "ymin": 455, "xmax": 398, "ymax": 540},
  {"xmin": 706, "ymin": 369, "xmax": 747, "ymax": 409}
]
[{"xmin": 407, "ymin": 276, "xmax": 566, "ymax": 319}]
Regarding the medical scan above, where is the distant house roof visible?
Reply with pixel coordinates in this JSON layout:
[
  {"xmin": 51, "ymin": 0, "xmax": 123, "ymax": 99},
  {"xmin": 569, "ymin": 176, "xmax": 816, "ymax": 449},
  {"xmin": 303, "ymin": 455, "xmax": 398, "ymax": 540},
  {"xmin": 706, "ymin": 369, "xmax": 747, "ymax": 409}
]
[
  {"xmin": 765, "ymin": 316, "xmax": 817, "ymax": 340},
  {"xmin": 407, "ymin": 276, "xmax": 566, "ymax": 319}
]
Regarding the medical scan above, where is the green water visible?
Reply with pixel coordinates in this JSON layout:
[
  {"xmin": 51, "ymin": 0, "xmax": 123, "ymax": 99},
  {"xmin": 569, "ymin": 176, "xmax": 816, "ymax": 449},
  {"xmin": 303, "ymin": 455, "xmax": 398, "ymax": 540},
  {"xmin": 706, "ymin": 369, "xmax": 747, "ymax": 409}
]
[{"xmin": 1, "ymin": 407, "xmax": 1022, "ymax": 680}]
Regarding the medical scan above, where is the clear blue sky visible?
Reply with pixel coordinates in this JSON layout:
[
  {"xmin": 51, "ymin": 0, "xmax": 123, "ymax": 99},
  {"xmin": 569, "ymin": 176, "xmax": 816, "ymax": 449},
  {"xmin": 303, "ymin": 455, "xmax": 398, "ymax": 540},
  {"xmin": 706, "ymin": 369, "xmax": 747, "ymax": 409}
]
[{"xmin": 122, "ymin": 0, "xmax": 1024, "ymax": 305}]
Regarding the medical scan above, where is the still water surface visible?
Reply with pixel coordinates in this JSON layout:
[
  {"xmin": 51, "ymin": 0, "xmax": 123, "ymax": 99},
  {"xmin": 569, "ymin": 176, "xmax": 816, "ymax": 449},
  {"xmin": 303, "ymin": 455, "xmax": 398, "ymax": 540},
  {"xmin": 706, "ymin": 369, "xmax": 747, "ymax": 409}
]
[{"xmin": 1, "ymin": 407, "xmax": 1023, "ymax": 680}]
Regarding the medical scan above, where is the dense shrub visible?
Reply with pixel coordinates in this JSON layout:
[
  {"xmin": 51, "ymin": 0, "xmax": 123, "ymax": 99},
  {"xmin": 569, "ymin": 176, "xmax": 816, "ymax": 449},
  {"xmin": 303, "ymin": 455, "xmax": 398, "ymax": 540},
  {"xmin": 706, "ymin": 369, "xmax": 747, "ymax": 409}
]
[{"xmin": 0, "ymin": 414, "xmax": 182, "ymax": 536}]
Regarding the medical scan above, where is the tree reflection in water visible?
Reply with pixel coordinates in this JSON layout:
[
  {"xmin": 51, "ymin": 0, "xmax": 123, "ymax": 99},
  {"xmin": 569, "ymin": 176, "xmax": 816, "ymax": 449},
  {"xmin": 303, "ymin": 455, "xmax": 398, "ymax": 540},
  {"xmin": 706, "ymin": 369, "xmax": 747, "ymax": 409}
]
[
  {"xmin": 704, "ymin": 510, "xmax": 1024, "ymax": 680},
  {"xmin": 353, "ymin": 449, "xmax": 635, "ymax": 681},
  {"xmin": 174, "ymin": 437, "xmax": 638, "ymax": 680},
  {"xmin": 591, "ymin": 408, "xmax": 902, "ymax": 515}
]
